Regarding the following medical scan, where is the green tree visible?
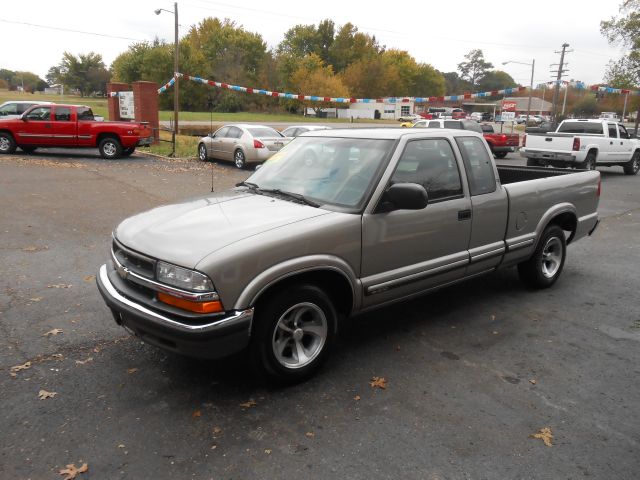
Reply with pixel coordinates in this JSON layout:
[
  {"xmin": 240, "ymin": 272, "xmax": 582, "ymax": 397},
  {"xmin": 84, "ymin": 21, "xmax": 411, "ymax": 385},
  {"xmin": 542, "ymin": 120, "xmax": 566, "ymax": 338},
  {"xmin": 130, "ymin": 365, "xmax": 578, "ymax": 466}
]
[
  {"xmin": 604, "ymin": 57, "xmax": 639, "ymax": 87},
  {"xmin": 457, "ymin": 49, "xmax": 493, "ymax": 88},
  {"xmin": 57, "ymin": 52, "xmax": 110, "ymax": 96},
  {"xmin": 442, "ymin": 72, "xmax": 473, "ymax": 94},
  {"xmin": 328, "ymin": 23, "xmax": 380, "ymax": 73},
  {"xmin": 477, "ymin": 70, "xmax": 517, "ymax": 91},
  {"xmin": 601, "ymin": 1, "xmax": 640, "ymax": 85}
]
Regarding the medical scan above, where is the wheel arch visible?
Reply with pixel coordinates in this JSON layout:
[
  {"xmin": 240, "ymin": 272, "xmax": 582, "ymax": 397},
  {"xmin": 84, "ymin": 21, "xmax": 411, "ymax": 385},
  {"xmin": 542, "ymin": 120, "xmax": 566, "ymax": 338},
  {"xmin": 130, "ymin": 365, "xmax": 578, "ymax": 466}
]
[
  {"xmin": 96, "ymin": 132, "xmax": 121, "ymax": 146},
  {"xmin": 535, "ymin": 204, "xmax": 578, "ymax": 246}
]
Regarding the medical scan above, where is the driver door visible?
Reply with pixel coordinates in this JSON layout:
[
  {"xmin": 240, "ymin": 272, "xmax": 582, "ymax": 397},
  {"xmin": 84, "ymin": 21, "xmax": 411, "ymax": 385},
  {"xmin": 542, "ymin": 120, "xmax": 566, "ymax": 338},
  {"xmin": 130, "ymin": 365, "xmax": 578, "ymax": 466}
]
[
  {"xmin": 361, "ymin": 138, "xmax": 472, "ymax": 308},
  {"xmin": 208, "ymin": 126, "xmax": 229, "ymax": 159},
  {"xmin": 15, "ymin": 106, "xmax": 53, "ymax": 146}
]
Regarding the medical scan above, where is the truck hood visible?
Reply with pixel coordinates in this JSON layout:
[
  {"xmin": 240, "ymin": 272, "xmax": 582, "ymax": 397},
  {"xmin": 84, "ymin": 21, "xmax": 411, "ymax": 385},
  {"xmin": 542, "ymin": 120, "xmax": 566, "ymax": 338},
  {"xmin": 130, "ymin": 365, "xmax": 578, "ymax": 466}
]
[{"xmin": 114, "ymin": 189, "xmax": 331, "ymax": 268}]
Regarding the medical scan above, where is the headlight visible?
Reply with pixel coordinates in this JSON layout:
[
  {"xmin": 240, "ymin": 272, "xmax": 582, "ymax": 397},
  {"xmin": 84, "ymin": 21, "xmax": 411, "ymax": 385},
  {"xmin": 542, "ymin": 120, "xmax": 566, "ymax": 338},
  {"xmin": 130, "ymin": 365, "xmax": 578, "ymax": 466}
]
[{"xmin": 156, "ymin": 261, "xmax": 214, "ymax": 292}]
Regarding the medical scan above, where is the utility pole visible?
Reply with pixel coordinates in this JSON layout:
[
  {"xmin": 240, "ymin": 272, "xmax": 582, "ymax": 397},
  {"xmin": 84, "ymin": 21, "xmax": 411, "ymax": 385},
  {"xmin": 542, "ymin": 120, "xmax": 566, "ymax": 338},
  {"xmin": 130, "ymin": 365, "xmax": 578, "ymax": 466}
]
[
  {"xmin": 551, "ymin": 43, "xmax": 571, "ymax": 123},
  {"xmin": 173, "ymin": 1, "xmax": 179, "ymax": 154}
]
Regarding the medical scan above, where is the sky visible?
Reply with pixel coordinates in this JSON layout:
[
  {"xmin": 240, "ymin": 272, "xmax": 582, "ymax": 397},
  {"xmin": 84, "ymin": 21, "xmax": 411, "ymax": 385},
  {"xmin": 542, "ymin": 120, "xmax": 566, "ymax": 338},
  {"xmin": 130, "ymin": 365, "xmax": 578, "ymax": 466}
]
[{"xmin": 2, "ymin": 0, "xmax": 627, "ymax": 90}]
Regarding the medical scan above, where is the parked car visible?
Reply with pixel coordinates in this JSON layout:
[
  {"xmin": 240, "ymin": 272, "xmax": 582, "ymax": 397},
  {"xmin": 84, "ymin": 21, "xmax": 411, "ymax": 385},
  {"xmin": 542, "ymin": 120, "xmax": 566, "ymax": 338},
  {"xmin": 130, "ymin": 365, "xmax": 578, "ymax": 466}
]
[
  {"xmin": 397, "ymin": 114, "xmax": 422, "ymax": 122},
  {"xmin": 521, "ymin": 119, "xmax": 640, "ymax": 174},
  {"xmin": 0, "ymin": 104, "xmax": 153, "ymax": 158},
  {"xmin": 198, "ymin": 124, "xmax": 289, "ymax": 169},
  {"xmin": 481, "ymin": 124, "xmax": 520, "ymax": 158},
  {"xmin": 0, "ymin": 100, "xmax": 53, "ymax": 120},
  {"xmin": 516, "ymin": 114, "xmax": 543, "ymax": 125},
  {"xmin": 97, "ymin": 127, "xmax": 600, "ymax": 383},
  {"xmin": 281, "ymin": 125, "xmax": 331, "ymax": 138},
  {"xmin": 470, "ymin": 112, "xmax": 484, "ymax": 122},
  {"xmin": 412, "ymin": 118, "xmax": 483, "ymax": 133}
]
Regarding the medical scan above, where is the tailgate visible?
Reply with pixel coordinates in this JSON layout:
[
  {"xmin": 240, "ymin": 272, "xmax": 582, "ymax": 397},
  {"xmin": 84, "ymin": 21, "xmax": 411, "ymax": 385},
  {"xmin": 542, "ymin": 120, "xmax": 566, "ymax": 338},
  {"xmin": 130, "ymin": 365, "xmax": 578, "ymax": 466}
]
[{"xmin": 524, "ymin": 133, "xmax": 575, "ymax": 152}]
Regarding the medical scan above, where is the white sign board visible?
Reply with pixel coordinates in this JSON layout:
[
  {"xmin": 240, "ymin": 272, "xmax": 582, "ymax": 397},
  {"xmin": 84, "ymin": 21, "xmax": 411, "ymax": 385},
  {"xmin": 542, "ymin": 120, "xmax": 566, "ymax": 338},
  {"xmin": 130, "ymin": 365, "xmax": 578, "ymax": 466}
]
[
  {"xmin": 501, "ymin": 111, "xmax": 516, "ymax": 121},
  {"xmin": 118, "ymin": 91, "xmax": 135, "ymax": 119}
]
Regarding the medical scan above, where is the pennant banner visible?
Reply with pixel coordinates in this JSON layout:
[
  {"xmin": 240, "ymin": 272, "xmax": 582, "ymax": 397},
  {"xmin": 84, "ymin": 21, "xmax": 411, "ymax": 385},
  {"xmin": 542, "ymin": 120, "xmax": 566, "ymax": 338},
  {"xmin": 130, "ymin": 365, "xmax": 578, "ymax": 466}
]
[{"xmin": 150, "ymin": 73, "xmax": 640, "ymax": 103}]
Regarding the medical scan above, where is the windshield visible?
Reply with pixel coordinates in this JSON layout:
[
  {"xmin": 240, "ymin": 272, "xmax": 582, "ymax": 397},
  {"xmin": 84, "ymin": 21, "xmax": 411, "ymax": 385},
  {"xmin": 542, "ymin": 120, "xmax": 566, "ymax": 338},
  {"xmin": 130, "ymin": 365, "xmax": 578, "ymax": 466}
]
[
  {"xmin": 246, "ymin": 137, "xmax": 394, "ymax": 209},
  {"xmin": 247, "ymin": 127, "xmax": 282, "ymax": 138}
]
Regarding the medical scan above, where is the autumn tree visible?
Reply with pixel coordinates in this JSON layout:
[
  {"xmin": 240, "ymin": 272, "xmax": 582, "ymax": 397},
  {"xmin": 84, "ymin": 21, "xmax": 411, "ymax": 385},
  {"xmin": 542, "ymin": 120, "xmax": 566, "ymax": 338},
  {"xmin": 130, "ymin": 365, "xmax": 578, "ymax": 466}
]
[
  {"xmin": 341, "ymin": 56, "xmax": 402, "ymax": 98},
  {"xmin": 601, "ymin": 1, "xmax": 640, "ymax": 85},
  {"xmin": 289, "ymin": 53, "xmax": 349, "ymax": 114},
  {"xmin": 457, "ymin": 49, "xmax": 493, "ymax": 89}
]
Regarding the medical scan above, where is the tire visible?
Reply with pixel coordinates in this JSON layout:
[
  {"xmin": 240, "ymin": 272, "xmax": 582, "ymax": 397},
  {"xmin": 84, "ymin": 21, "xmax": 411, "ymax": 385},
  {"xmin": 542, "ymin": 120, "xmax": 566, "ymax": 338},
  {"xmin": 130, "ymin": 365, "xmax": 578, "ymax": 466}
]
[
  {"xmin": 623, "ymin": 151, "xmax": 640, "ymax": 175},
  {"xmin": 122, "ymin": 147, "xmax": 135, "ymax": 157},
  {"xmin": 526, "ymin": 158, "xmax": 540, "ymax": 167},
  {"xmin": 494, "ymin": 151, "xmax": 508, "ymax": 159},
  {"xmin": 234, "ymin": 149, "xmax": 246, "ymax": 169},
  {"xmin": 582, "ymin": 151, "xmax": 597, "ymax": 170},
  {"xmin": 517, "ymin": 224, "xmax": 566, "ymax": 289},
  {"xmin": 0, "ymin": 132, "xmax": 17, "ymax": 154},
  {"xmin": 20, "ymin": 146, "xmax": 37, "ymax": 154},
  {"xmin": 249, "ymin": 284, "xmax": 337, "ymax": 384},
  {"xmin": 98, "ymin": 137, "xmax": 123, "ymax": 159},
  {"xmin": 198, "ymin": 143, "xmax": 208, "ymax": 161}
]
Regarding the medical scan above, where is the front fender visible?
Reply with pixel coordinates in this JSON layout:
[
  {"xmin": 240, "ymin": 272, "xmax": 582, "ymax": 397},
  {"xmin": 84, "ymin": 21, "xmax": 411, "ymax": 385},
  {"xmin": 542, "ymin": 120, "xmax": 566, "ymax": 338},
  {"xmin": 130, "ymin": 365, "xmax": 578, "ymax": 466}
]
[{"xmin": 233, "ymin": 254, "xmax": 361, "ymax": 311}]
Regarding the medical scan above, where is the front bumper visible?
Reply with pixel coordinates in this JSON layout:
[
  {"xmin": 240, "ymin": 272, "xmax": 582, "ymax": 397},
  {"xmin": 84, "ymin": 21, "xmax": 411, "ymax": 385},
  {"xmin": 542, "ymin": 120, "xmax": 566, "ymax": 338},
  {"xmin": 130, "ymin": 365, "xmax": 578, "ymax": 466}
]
[{"xmin": 96, "ymin": 264, "xmax": 253, "ymax": 359}]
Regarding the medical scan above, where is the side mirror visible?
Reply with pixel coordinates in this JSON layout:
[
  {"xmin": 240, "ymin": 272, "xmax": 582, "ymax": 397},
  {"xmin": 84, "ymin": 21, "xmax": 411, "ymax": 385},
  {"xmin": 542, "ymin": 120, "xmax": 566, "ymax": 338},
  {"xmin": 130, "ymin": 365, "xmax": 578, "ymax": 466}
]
[{"xmin": 379, "ymin": 183, "xmax": 429, "ymax": 212}]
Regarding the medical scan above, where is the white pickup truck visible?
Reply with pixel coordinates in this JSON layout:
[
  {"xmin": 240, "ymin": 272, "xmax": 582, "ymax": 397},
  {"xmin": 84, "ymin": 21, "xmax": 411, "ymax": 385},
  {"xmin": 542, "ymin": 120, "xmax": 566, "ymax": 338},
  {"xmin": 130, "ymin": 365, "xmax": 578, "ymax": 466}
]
[{"xmin": 520, "ymin": 119, "xmax": 640, "ymax": 175}]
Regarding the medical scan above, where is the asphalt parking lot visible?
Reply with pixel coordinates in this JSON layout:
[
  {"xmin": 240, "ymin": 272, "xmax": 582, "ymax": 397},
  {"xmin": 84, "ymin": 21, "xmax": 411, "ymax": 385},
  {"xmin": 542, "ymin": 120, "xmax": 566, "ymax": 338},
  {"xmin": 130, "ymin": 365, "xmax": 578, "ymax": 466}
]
[{"xmin": 1, "ymin": 148, "xmax": 639, "ymax": 479}]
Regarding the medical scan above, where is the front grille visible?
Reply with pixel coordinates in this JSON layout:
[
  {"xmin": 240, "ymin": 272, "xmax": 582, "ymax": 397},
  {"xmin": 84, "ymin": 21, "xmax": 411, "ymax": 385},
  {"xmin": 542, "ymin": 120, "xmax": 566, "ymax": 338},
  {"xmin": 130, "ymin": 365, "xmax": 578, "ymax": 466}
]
[{"xmin": 112, "ymin": 240, "xmax": 156, "ymax": 279}]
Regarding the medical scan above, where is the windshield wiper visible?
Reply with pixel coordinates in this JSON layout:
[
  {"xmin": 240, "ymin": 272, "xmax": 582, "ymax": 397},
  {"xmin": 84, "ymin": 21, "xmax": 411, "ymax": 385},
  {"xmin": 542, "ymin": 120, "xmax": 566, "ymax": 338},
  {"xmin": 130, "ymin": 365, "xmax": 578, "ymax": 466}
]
[
  {"xmin": 258, "ymin": 188, "xmax": 320, "ymax": 208},
  {"xmin": 235, "ymin": 181, "xmax": 259, "ymax": 190}
]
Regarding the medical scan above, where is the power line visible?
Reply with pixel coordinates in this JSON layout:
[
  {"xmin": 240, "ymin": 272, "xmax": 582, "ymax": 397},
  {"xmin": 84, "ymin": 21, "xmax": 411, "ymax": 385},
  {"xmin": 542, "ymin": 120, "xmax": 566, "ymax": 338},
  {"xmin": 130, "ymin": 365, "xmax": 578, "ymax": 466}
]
[{"xmin": 0, "ymin": 19, "xmax": 147, "ymax": 42}]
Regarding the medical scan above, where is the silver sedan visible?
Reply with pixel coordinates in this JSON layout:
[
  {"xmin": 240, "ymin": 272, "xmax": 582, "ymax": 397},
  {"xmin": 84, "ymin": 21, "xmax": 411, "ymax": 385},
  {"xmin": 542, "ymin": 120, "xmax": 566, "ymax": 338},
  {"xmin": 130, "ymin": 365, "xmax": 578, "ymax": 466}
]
[
  {"xmin": 198, "ymin": 124, "xmax": 290, "ymax": 169},
  {"xmin": 281, "ymin": 125, "xmax": 331, "ymax": 138}
]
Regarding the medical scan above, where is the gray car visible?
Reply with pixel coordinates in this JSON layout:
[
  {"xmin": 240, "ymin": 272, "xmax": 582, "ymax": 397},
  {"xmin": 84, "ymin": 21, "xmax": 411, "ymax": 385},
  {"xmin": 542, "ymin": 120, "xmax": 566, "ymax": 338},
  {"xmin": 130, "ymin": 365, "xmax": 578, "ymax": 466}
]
[
  {"xmin": 0, "ymin": 101, "xmax": 53, "ymax": 120},
  {"xmin": 197, "ymin": 124, "xmax": 289, "ymax": 169},
  {"xmin": 281, "ymin": 125, "xmax": 331, "ymax": 138}
]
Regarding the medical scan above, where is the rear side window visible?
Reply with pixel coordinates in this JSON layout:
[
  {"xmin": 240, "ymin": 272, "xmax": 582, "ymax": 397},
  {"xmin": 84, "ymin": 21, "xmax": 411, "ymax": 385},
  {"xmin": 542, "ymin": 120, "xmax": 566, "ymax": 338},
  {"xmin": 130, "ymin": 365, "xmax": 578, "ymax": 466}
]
[
  {"xmin": 443, "ymin": 121, "xmax": 462, "ymax": 129},
  {"xmin": 455, "ymin": 137, "xmax": 496, "ymax": 196},
  {"xmin": 391, "ymin": 139, "xmax": 463, "ymax": 202},
  {"xmin": 54, "ymin": 107, "xmax": 72, "ymax": 121},
  {"xmin": 557, "ymin": 122, "xmax": 603, "ymax": 134},
  {"xmin": 77, "ymin": 107, "xmax": 94, "ymax": 121},
  {"xmin": 227, "ymin": 126, "xmax": 243, "ymax": 138}
]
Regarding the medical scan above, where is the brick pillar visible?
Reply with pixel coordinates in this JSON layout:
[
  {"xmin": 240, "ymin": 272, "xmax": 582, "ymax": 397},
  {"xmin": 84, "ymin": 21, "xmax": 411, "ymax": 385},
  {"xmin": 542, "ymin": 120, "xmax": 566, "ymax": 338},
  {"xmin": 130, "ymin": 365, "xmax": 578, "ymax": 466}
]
[
  {"xmin": 132, "ymin": 81, "xmax": 160, "ymax": 144},
  {"xmin": 106, "ymin": 82, "xmax": 130, "ymax": 121}
]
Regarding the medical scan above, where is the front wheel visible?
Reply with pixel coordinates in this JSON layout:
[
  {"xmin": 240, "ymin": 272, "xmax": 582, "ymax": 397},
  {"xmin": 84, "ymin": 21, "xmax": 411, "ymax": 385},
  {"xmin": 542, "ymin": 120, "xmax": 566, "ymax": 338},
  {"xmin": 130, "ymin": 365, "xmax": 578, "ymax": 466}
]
[
  {"xmin": 250, "ymin": 284, "xmax": 337, "ymax": 384},
  {"xmin": 98, "ymin": 137, "xmax": 123, "ymax": 159},
  {"xmin": 0, "ymin": 132, "xmax": 17, "ymax": 154},
  {"xmin": 234, "ymin": 149, "xmax": 246, "ymax": 169},
  {"xmin": 623, "ymin": 151, "xmax": 640, "ymax": 175},
  {"xmin": 198, "ymin": 143, "xmax": 208, "ymax": 161},
  {"xmin": 517, "ymin": 224, "xmax": 566, "ymax": 289},
  {"xmin": 494, "ymin": 151, "xmax": 508, "ymax": 159}
]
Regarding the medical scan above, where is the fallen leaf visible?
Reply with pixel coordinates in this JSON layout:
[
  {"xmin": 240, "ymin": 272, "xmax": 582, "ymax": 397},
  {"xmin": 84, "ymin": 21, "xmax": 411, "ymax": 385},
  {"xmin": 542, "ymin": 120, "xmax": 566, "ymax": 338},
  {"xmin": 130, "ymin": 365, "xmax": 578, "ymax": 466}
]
[
  {"xmin": 47, "ymin": 284, "xmax": 72, "ymax": 289},
  {"xmin": 126, "ymin": 368, "xmax": 138, "ymax": 374},
  {"xmin": 370, "ymin": 376, "xmax": 387, "ymax": 389},
  {"xmin": 529, "ymin": 379, "xmax": 537, "ymax": 385},
  {"xmin": 305, "ymin": 432, "xmax": 315, "ymax": 438},
  {"xmin": 58, "ymin": 462, "xmax": 88, "ymax": 480},
  {"xmin": 490, "ymin": 314, "xmax": 496, "ymax": 321},
  {"xmin": 29, "ymin": 297, "xmax": 43, "ymax": 302},
  {"xmin": 530, "ymin": 427, "xmax": 553, "ymax": 447},
  {"xmin": 212, "ymin": 426, "xmax": 223, "ymax": 436},
  {"xmin": 10, "ymin": 361, "xmax": 32, "ymax": 377},
  {"xmin": 44, "ymin": 328, "xmax": 63, "ymax": 337},
  {"xmin": 239, "ymin": 399, "xmax": 257, "ymax": 408},
  {"xmin": 492, "ymin": 331, "xmax": 499, "ymax": 335},
  {"xmin": 264, "ymin": 449, "xmax": 272, "ymax": 455},
  {"xmin": 117, "ymin": 444, "xmax": 125, "ymax": 448},
  {"xmin": 83, "ymin": 275, "xmax": 95, "ymax": 283},
  {"xmin": 75, "ymin": 357, "xmax": 93, "ymax": 365},
  {"xmin": 38, "ymin": 389, "xmax": 57, "ymax": 400},
  {"xmin": 192, "ymin": 410, "xmax": 202, "ymax": 418},
  {"xmin": 353, "ymin": 395, "xmax": 361, "ymax": 401}
]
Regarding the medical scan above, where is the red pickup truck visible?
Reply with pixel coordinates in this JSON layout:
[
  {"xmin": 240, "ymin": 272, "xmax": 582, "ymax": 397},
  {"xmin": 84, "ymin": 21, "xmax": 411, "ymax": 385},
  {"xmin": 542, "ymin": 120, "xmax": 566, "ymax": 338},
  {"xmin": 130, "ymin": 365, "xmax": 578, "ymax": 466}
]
[
  {"xmin": 0, "ymin": 104, "xmax": 154, "ymax": 159},
  {"xmin": 481, "ymin": 124, "xmax": 520, "ymax": 158}
]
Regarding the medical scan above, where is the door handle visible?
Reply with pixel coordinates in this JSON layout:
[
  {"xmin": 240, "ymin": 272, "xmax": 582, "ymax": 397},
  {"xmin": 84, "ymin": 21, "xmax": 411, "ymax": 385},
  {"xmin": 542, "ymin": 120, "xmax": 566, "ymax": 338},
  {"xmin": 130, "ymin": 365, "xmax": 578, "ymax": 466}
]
[
  {"xmin": 621, "ymin": 142, "xmax": 624, "ymax": 145},
  {"xmin": 610, "ymin": 141, "xmax": 613, "ymax": 145},
  {"xmin": 458, "ymin": 209, "xmax": 472, "ymax": 221}
]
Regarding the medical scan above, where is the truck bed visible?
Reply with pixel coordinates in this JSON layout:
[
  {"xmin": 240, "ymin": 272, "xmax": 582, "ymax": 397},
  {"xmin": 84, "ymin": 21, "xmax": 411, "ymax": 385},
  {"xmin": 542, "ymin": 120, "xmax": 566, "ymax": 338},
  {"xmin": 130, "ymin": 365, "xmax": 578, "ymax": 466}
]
[{"xmin": 496, "ymin": 165, "xmax": 579, "ymax": 184}]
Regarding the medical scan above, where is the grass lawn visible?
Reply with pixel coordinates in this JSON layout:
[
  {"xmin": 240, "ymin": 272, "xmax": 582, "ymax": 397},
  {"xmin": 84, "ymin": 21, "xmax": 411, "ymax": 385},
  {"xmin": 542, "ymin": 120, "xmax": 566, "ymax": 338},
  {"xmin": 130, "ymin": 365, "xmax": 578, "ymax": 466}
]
[{"xmin": 138, "ymin": 130, "xmax": 200, "ymax": 158}]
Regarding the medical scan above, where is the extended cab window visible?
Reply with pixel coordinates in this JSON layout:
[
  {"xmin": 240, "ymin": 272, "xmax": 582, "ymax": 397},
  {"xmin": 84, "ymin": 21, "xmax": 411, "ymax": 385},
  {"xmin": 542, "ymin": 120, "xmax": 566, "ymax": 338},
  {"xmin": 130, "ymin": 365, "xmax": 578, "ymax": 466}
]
[
  {"xmin": 25, "ymin": 107, "xmax": 51, "ymax": 121},
  {"xmin": 54, "ymin": 107, "xmax": 72, "ymax": 121},
  {"xmin": 455, "ymin": 136, "xmax": 497, "ymax": 196},
  {"xmin": 77, "ymin": 107, "xmax": 94, "ymax": 121},
  {"xmin": 557, "ymin": 122, "xmax": 603, "ymax": 134},
  {"xmin": 391, "ymin": 139, "xmax": 462, "ymax": 202}
]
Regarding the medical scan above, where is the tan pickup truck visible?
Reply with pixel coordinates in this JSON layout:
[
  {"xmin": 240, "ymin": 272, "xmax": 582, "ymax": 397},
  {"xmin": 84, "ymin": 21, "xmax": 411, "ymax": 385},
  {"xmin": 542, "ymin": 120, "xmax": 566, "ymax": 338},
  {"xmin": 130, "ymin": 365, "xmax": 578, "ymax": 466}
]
[{"xmin": 97, "ymin": 128, "xmax": 600, "ymax": 382}]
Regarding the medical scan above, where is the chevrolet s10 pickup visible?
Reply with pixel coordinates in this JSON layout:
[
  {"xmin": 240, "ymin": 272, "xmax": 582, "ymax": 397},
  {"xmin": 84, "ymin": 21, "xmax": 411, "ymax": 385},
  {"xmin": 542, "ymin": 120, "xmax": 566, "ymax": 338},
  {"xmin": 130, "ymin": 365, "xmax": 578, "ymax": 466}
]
[{"xmin": 97, "ymin": 128, "xmax": 601, "ymax": 382}]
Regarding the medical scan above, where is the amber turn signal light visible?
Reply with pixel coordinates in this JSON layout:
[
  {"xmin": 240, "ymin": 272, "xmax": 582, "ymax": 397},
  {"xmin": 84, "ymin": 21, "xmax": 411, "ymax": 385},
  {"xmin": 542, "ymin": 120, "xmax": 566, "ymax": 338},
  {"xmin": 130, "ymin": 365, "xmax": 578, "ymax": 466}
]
[{"xmin": 157, "ymin": 292, "xmax": 224, "ymax": 314}]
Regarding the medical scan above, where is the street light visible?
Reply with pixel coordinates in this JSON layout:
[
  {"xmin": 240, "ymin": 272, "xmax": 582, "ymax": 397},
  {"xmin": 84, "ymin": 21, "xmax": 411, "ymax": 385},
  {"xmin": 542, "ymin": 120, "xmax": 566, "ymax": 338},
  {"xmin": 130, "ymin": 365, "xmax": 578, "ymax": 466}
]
[
  {"xmin": 155, "ymin": 3, "xmax": 179, "ymax": 157},
  {"xmin": 502, "ymin": 59, "xmax": 536, "ymax": 125}
]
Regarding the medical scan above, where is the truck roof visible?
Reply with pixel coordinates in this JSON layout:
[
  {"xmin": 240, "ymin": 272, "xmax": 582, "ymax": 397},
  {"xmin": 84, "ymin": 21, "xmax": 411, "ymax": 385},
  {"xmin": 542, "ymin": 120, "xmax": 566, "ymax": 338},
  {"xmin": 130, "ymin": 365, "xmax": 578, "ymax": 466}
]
[{"xmin": 303, "ymin": 127, "xmax": 483, "ymax": 140}]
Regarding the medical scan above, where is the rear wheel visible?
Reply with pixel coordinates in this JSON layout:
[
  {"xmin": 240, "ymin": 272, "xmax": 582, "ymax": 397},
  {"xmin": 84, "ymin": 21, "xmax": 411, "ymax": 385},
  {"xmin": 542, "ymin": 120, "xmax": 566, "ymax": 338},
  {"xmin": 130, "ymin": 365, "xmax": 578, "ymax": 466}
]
[
  {"xmin": 122, "ymin": 147, "xmax": 135, "ymax": 157},
  {"xmin": 98, "ymin": 137, "xmax": 123, "ymax": 159},
  {"xmin": 0, "ymin": 132, "xmax": 17, "ymax": 154},
  {"xmin": 494, "ymin": 151, "xmax": 508, "ymax": 159},
  {"xmin": 250, "ymin": 284, "xmax": 337, "ymax": 384},
  {"xmin": 623, "ymin": 151, "xmax": 640, "ymax": 175},
  {"xmin": 582, "ymin": 151, "xmax": 597, "ymax": 170},
  {"xmin": 518, "ymin": 224, "xmax": 566, "ymax": 289},
  {"xmin": 234, "ymin": 149, "xmax": 246, "ymax": 169}
]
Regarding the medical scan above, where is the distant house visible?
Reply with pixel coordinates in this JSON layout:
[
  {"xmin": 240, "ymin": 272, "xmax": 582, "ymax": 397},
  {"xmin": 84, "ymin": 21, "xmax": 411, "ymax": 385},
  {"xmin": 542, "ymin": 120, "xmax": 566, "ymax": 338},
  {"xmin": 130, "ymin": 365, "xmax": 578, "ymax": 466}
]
[{"xmin": 44, "ymin": 84, "xmax": 63, "ymax": 95}]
